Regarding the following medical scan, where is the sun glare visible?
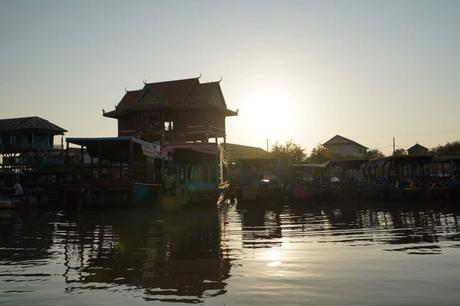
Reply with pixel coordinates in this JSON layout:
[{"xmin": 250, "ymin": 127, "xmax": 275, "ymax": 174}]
[
  {"xmin": 260, "ymin": 248, "xmax": 283, "ymax": 267},
  {"xmin": 243, "ymin": 90, "xmax": 298, "ymax": 142}
]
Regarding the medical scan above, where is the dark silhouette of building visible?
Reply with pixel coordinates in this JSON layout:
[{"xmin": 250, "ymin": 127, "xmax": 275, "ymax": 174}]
[
  {"xmin": 322, "ymin": 135, "xmax": 368, "ymax": 157},
  {"xmin": 407, "ymin": 143, "xmax": 429, "ymax": 156},
  {"xmin": 103, "ymin": 77, "xmax": 237, "ymax": 145},
  {"xmin": 0, "ymin": 116, "xmax": 66, "ymax": 154}
]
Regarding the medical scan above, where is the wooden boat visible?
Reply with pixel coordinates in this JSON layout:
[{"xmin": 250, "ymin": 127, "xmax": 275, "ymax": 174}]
[
  {"xmin": 237, "ymin": 158, "xmax": 281, "ymax": 203},
  {"xmin": 0, "ymin": 195, "xmax": 37, "ymax": 209},
  {"xmin": 287, "ymin": 163, "xmax": 327, "ymax": 202},
  {"xmin": 62, "ymin": 137, "xmax": 165, "ymax": 208},
  {"xmin": 162, "ymin": 143, "xmax": 229, "ymax": 206}
]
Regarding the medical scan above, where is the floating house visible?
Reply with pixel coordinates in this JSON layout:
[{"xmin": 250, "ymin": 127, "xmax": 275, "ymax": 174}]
[
  {"xmin": 162, "ymin": 143, "xmax": 228, "ymax": 206},
  {"xmin": 0, "ymin": 116, "xmax": 67, "ymax": 195},
  {"xmin": 60, "ymin": 77, "xmax": 237, "ymax": 208},
  {"xmin": 103, "ymin": 77, "xmax": 238, "ymax": 145},
  {"xmin": 0, "ymin": 116, "xmax": 66, "ymax": 156},
  {"xmin": 62, "ymin": 136, "xmax": 165, "ymax": 208},
  {"xmin": 322, "ymin": 135, "xmax": 368, "ymax": 157}
]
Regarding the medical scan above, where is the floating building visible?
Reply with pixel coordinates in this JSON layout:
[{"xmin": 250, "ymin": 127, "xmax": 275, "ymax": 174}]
[{"xmin": 103, "ymin": 77, "xmax": 238, "ymax": 145}]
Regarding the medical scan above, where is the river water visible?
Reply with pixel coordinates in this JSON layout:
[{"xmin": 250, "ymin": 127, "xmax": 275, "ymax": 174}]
[{"xmin": 1, "ymin": 201, "xmax": 460, "ymax": 305}]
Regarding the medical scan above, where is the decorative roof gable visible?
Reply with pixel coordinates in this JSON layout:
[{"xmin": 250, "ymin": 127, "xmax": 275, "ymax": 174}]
[{"xmin": 104, "ymin": 76, "xmax": 237, "ymax": 118}]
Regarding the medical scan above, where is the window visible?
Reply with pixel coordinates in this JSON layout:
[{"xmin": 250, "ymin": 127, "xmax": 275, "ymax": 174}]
[
  {"xmin": 164, "ymin": 121, "xmax": 174, "ymax": 131},
  {"xmin": 190, "ymin": 166, "xmax": 203, "ymax": 183}
]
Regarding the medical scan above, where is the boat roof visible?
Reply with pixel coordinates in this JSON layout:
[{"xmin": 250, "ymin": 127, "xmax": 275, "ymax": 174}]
[
  {"xmin": 290, "ymin": 163, "xmax": 328, "ymax": 168},
  {"xmin": 66, "ymin": 136, "xmax": 163, "ymax": 161}
]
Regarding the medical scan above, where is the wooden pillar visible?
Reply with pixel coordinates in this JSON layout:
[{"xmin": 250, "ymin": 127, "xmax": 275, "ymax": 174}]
[
  {"xmin": 65, "ymin": 141, "xmax": 69, "ymax": 171},
  {"xmin": 97, "ymin": 142, "xmax": 102, "ymax": 177},
  {"xmin": 128, "ymin": 141, "xmax": 134, "ymax": 180},
  {"xmin": 80, "ymin": 145, "xmax": 84, "ymax": 177}
]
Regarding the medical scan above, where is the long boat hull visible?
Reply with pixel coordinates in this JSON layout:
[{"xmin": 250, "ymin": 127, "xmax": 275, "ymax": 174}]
[
  {"xmin": 60, "ymin": 182, "xmax": 161, "ymax": 208},
  {"xmin": 0, "ymin": 196, "xmax": 37, "ymax": 209}
]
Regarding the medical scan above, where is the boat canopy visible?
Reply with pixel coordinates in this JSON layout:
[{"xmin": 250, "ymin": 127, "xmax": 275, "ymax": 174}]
[
  {"xmin": 290, "ymin": 163, "xmax": 329, "ymax": 169},
  {"xmin": 164, "ymin": 143, "xmax": 220, "ymax": 155},
  {"xmin": 368, "ymin": 155, "xmax": 434, "ymax": 167},
  {"xmin": 66, "ymin": 136, "xmax": 164, "ymax": 162}
]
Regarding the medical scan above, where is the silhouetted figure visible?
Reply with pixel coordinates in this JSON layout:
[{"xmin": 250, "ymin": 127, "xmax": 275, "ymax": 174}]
[
  {"xmin": 162, "ymin": 169, "xmax": 177, "ymax": 196},
  {"xmin": 12, "ymin": 177, "xmax": 24, "ymax": 197}
]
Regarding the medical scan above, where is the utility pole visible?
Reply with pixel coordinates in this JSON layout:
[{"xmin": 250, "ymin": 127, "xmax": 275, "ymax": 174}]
[
  {"xmin": 266, "ymin": 139, "xmax": 269, "ymax": 152},
  {"xmin": 393, "ymin": 137, "xmax": 396, "ymax": 155}
]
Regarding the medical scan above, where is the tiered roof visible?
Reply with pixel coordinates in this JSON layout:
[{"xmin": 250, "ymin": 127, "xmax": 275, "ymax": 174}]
[{"xmin": 103, "ymin": 77, "xmax": 237, "ymax": 118}]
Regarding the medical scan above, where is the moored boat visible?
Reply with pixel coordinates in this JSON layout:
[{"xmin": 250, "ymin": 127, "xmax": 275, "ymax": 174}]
[
  {"xmin": 0, "ymin": 195, "xmax": 37, "ymax": 209},
  {"xmin": 61, "ymin": 137, "xmax": 164, "ymax": 208},
  {"xmin": 162, "ymin": 143, "xmax": 229, "ymax": 207},
  {"xmin": 237, "ymin": 158, "xmax": 281, "ymax": 204}
]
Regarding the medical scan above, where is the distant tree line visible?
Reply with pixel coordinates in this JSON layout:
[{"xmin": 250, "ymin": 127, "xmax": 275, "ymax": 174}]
[
  {"xmin": 270, "ymin": 140, "xmax": 460, "ymax": 164},
  {"xmin": 430, "ymin": 141, "xmax": 460, "ymax": 157}
]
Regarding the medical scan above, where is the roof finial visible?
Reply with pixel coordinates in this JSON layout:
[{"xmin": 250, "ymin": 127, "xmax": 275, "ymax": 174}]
[
  {"xmin": 218, "ymin": 75, "xmax": 223, "ymax": 82},
  {"xmin": 198, "ymin": 73, "xmax": 202, "ymax": 78},
  {"xmin": 124, "ymin": 86, "xmax": 128, "ymax": 92},
  {"xmin": 143, "ymin": 79, "xmax": 147, "ymax": 84}
]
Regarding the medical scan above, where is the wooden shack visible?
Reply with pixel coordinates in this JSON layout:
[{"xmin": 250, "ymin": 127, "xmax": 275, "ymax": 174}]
[
  {"xmin": 0, "ymin": 116, "xmax": 67, "ymax": 196},
  {"xmin": 0, "ymin": 116, "xmax": 66, "ymax": 156},
  {"xmin": 103, "ymin": 77, "xmax": 237, "ymax": 145},
  {"xmin": 62, "ymin": 137, "xmax": 165, "ymax": 208}
]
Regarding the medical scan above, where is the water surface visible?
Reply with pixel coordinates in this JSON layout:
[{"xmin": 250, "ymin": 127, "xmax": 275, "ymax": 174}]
[{"xmin": 1, "ymin": 201, "xmax": 460, "ymax": 305}]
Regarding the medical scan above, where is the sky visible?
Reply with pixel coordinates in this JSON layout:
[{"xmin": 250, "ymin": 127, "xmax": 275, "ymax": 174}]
[{"xmin": 1, "ymin": 0, "xmax": 459, "ymax": 154}]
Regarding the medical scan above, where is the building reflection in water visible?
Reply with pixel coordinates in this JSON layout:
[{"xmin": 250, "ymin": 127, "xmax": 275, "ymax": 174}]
[
  {"xmin": 1, "ymin": 202, "xmax": 460, "ymax": 303},
  {"xmin": 235, "ymin": 201, "xmax": 460, "ymax": 256},
  {"xmin": 57, "ymin": 206, "xmax": 232, "ymax": 303}
]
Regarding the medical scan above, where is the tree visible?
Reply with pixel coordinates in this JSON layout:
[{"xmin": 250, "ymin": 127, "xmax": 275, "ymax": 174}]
[
  {"xmin": 365, "ymin": 149, "xmax": 385, "ymax": 159},
  {"xmin": 393, "ymin": 148, "xmax": 407, "ymax": 156},
  {"xmin": 306, "ymin": 144, "xmax": 333, "ymax": 163},
  {"xmin": 270, "ymin": 140, "xmax": 306, "ymax": 164},
  {"xmin": 431, "ymin": 141, "xmax": 460, "ymax": 157}
]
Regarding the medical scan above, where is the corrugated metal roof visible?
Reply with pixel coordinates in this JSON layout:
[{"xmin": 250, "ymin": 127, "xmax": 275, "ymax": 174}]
[{"xmin": 0, "ymin": 116, "xmax": 67, "ymax": 134}]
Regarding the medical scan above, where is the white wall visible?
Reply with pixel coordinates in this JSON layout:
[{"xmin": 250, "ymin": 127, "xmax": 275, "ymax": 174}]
[{"xmin": 325, "ymin": 144, "xmax": 366, "ymax": 157}]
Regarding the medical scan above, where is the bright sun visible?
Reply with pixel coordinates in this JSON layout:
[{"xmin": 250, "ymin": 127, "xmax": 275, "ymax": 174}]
[{"xmin": 244, "ymin": 90, "xmax": 297, "ymax": 142}]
